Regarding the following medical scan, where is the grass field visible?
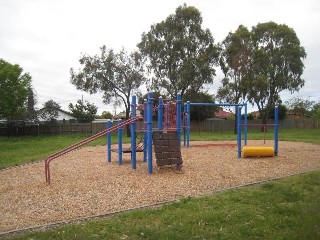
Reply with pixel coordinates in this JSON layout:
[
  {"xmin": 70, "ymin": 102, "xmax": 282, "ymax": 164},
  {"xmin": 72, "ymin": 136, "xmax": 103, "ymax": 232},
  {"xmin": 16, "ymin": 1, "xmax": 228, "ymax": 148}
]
[{"xmin": 0, "ymin": 129, "xmax": 319, "ymax": 169}]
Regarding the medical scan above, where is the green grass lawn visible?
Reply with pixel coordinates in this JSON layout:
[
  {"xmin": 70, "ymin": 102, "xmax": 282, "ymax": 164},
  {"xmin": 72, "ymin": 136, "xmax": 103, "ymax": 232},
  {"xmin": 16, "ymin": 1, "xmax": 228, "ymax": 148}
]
[
  {"xmin": 0, "ymin": 129, "xmax": 319, "ymax": 169},
  {"xmin": 0, "ymin": 133, "xmax": 130, "ymax": 168},
  {"xmin": 4, "ymin": 170, "xmax": 320, "ymax": 240},
  {"xmin": 191, "ymin": 128, "xmax": 320, "ymax": 144}
]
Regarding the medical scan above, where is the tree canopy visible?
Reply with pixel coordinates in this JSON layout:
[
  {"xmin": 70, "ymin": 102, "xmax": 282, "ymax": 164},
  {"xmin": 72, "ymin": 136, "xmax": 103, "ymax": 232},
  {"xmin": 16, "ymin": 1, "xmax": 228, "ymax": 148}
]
[
  {"xmin": 285, "ymin": 97, "xmax": 314, "ymax": 116},
  {"xmin": 183, "ymin": 90, "xmax": 216, "ymax": 121},
  {"xmin": 218, "ymin": 25, "xmax": 251, "ymax": 105},
  {"xmin": 248, "ymin": 21, "xmax": 306, "ymax": 124},
  {"xmin": 138, "ymin": 4, "xmax": 219, "ymax": 98},
  {"xmin": 218, "ymin": 22, "xmax": 306, "ymax": 126},
  {"xmin": 69, "ymin": 100, "xmax": 97, "ymax": 122},
  {"xmin": 39, "ymin": 100, "xmax": 61, "ymax": 121},
  {"xmin": 0, "ymin": 59, "xmax": 32, "ymax": 120},
  {"xmin": 70, "ymin": 46, "xmax": 145, "ymax": 121}
]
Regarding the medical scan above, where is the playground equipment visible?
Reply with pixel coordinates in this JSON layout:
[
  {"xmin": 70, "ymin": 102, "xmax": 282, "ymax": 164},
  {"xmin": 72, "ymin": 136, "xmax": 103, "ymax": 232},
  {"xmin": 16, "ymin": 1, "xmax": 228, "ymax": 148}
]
[
  {"xmin": 242, "ymin": 146, "xmax": 275, "ymax": 157},
  {"xmin": 237, "ymin": 106, "xmax": 279, "ymax": 157},
  {"xmin": 45, "ymin": 93, "xmax": 183, "ymax": 184},
  {"xmin": 45, "ymin": 93, "xmax": 279, "ymax": 184},
  {"xmin": 45, "ymin": 117, "xmax": 142, "ymax": 184},
  {"xmin": 106, "ymin": 93, "xmax": 183, "ymax": 174},
  {"xmin": 183, "ymin": 102, "xmax": 248, "ymax": 148},
  {"xmin": 183, "ymin": 101, "xmax": 279, "ymax": 158}
]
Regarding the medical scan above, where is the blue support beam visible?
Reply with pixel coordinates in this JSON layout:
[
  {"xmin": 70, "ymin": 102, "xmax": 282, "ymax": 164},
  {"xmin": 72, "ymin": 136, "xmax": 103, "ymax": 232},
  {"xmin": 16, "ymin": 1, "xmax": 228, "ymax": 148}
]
[
  {"xmin": 107, "ymin": 119, "xmax": 111, "ymax": 162},
  {"xmin": 237, "ymin": 106, "xmax": 242, "ymax": 158},
  {"xmin": 147, "ymin": 92, "xmax": 153, "ymax": 174},
  {"xmin": 131, "ymin": 95, "xmax": 137, "ymax": 169},
  {"xmin": 118, "ymin": 119, "xmax": 122, "ymax": 165},
  {"xmin": 143, "ymin": 99, "xmax": 147, "ymax": 162},
  {"xmin": 274, "ymin": 106, "xmax": 279, "ymax": 156}
]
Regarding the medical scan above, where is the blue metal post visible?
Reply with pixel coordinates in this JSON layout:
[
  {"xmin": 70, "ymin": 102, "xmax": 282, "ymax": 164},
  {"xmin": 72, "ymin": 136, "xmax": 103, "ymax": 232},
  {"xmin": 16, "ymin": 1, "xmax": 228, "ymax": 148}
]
[
  {"xmin": 183, "ymin": 104, "xmax": 187, "ymax": 146},
  {"xmin": 147, "ymin": 92, "xmax": 153, "ymax": 174},
  {"xmin": 107, "ymin": 119, "xmax": 112, "ymax": 162},
  {"xmin": 131, "ymin": 95, "xmax": 137, "ymax": 169},
  {"xmin": 186, "ymin": 101, "xmax": 191, "ymax": 148},
  {"xmin": 176, "ymin": 93, "xmax": 182, "ymax": 146},
  {"xmin": 237, "ymin": 107, "xmax": 242, "ymax": 158},
  {"xmin": 143, "ymin": 99, "xmax": 147, "ymax": 162},
  {"xmin": 158, "ymin": 96, "xmax": 163, "ymax": 131},
  {"xmin": 274, "ymin": 106, "xmax": 279, "ymax": 156},
  {"xmin": 244, "ymin": 103, "xmax": 248, "ymax": 145},
  {"xmin": 118, "ymin": 119, "xmax": 122, "ymax": 165}
]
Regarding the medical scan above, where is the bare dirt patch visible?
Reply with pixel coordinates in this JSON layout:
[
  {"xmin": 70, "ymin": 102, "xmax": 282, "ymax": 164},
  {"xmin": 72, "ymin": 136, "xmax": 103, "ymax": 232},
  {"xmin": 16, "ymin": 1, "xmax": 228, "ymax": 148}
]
[{"xmin": 1, "ymin": 140, "xmax": 320, "ymax": 233}]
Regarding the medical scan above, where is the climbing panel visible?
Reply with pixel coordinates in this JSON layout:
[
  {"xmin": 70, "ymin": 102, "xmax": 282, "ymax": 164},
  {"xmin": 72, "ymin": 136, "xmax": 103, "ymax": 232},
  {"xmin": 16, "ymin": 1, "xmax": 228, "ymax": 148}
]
[{"xmin": 152, "ymin": 131, "xmax": 183, "ymax": 167}]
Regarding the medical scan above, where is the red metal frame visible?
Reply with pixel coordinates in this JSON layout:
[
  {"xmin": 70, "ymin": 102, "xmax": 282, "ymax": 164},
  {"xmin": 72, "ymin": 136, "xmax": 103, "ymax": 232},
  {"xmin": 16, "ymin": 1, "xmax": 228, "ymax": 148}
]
[{"xmin": 45, "ymin": 117, "xmax": 142, "ymax": 184}]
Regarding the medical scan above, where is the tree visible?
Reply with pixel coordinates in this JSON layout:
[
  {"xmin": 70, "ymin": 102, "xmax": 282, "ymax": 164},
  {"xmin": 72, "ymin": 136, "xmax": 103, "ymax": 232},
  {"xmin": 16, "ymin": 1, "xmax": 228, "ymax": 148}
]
[
  {"xmin": 268, "ymin": 104, "xmax": 287, "ymax": 120},
  {"xmin": 218, "ymin": 25, "xmax": 251, "ymax": 133},
  {"xmin": 70, "ymin": 46, "xmax": 146, "ymax": 127},
  {"xmin": 311, "ymin": 102, "xmax": 320, "ymax": 122},
  {"xmin": 138, "ymin": 92, "xmax": 167, "ymax": 121},
  {"xmin": 285, "ymin": 97, "xmax": 314, "ymax": 116},
  {"xmin": 69, "ymin": 100, "xmax": 97, "ymax": 122},
  {"xmin": 247, "ymin": 22, "xmax": 306, "ymax": 125},
  {"xmin": 183, "ymin": 90, "xmax": 216, "ymax": 121},
  {"xmin": 0, "ymin": 59, "xmax": 32, "ymax": 120},
  {"xmin": 26, "ymin": 88, "xmax": 37, "ymax": 121},
  {"xmin": 138, "ymin": 4, "xmax": 219, "ymax": 98},
  {"xmin": 39, "ymin": 100, "xmax": 61, "ymax": 121},
  {"xmin": 100, "ymin": 111, "xmax": 113, "ymax": 119}
]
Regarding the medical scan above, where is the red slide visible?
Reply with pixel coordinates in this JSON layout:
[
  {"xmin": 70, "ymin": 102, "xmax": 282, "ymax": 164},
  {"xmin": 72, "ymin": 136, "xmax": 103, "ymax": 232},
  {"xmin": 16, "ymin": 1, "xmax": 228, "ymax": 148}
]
[{"xmin": 45, "ymin": 117, "xmax": 142, "ymax": 184}]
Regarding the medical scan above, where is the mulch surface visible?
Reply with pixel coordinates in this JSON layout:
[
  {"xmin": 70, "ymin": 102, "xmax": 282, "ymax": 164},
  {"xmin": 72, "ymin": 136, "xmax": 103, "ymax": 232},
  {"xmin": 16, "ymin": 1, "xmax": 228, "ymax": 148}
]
[{"xmin": 1, "ymin": 140, "xmax": 320, "ymax": 233}]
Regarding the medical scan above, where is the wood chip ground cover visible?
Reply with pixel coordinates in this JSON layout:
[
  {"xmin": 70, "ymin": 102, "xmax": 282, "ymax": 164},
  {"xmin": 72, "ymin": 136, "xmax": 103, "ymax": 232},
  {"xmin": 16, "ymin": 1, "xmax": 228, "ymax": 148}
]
[{"xmin": 0, "ymin": 140, "xmax": 320, "ymax": 233}]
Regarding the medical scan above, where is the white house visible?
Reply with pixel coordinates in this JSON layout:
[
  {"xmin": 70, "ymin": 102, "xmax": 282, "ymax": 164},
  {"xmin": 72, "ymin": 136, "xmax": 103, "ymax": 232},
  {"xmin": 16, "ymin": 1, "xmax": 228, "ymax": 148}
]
[{"xmin": 38, "ymin": 107, "xmax": 76, "ymax": 122}]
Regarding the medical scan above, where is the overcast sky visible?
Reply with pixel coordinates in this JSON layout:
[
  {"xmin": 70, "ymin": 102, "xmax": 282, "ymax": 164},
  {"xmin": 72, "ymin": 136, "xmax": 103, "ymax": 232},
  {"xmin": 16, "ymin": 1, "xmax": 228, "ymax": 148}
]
[{"xmin": 1, "ymin": 0, "xmax": 319, "ymax": 114}]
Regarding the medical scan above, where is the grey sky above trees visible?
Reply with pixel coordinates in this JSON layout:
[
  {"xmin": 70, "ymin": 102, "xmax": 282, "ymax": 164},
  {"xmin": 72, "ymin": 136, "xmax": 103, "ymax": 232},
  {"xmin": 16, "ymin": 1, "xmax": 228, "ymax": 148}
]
[{"xmin": 1, "ymin": 0, "xmax": 319, "ymax": 114}]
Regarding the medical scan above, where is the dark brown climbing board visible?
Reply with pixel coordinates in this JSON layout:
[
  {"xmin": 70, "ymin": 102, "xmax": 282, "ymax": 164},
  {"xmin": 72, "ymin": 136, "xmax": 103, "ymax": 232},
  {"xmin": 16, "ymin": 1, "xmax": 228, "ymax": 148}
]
[{"xmin": 152, "ymin": 131, "xmax": 183, "ymax": 167}]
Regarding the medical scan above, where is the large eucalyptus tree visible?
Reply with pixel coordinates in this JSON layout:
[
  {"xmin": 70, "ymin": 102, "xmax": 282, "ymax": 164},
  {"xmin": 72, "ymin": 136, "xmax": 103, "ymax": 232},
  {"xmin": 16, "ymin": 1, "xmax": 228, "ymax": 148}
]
[
  {"xmin": 138, "ymin": 4, "xmax": 219, "ymax": 98},
  {"xmin": 248, "ymin": 22, "xmax": 306, "ymax": 124}
]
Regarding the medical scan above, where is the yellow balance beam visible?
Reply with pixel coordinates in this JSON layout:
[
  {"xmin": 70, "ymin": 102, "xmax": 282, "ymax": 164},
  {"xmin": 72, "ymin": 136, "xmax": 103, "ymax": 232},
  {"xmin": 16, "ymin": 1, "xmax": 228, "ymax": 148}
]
[{"xmin": 242, "ymin": 146, "xmax": 274, "ymax": 157}]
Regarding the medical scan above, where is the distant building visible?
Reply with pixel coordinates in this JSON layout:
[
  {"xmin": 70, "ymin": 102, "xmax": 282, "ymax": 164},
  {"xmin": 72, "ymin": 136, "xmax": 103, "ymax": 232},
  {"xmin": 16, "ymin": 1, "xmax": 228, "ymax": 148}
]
[
  {"xmin": 213, "ymin": 109, "xmax": 233, "ymax": 119},
  {"xmin": 287, "ymin": 111, "xmax": 311, "ymax": 119},
  {"xmin": 250, "ymin": 111, "xmax": 260, "ymax": 119},
  {"xmin": 38, "ymin": 107, "xmax": 76, "ymax": 122}
]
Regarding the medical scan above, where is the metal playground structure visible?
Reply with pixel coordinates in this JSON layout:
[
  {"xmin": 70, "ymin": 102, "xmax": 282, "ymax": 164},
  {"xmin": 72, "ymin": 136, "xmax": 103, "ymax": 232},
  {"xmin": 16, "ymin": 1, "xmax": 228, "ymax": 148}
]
[{"xmin": 44, "ymin": 93, "xmax": 279, "ymax": 184}]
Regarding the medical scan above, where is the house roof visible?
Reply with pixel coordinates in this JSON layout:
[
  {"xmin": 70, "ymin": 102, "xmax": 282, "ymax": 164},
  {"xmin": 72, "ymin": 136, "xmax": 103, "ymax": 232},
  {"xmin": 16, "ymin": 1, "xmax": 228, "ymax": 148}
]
[{"xmin": 214, "ymin": 109, "xmax": 232, "ymax": 119}]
